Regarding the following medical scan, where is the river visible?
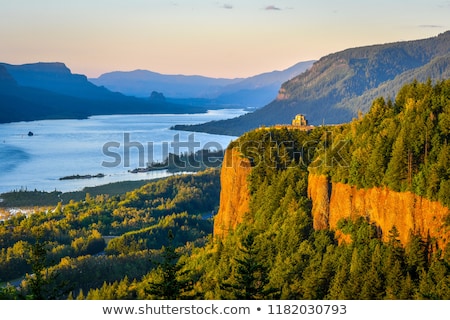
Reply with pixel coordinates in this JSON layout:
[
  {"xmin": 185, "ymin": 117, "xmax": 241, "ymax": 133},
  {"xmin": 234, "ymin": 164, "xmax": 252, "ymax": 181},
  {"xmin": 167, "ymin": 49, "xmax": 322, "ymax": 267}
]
[{"xmin": 0, "ymin": 109, "xmax": 245, "ymax": 193}]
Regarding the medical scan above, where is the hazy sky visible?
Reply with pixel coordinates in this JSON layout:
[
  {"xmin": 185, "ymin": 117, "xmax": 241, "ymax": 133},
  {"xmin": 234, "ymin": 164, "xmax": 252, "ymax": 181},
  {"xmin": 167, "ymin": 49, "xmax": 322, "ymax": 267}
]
[{"xmin": 1, "ymin": 0, "xmax": 449, "ymax": 78}]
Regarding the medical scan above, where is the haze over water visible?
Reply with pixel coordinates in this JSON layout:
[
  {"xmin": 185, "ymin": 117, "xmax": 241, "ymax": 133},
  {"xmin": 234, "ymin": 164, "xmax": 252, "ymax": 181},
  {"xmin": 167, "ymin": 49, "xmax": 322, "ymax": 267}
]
[{"xmin": 0, "ymin": 109, "xmax": 245, "ymax": 194}]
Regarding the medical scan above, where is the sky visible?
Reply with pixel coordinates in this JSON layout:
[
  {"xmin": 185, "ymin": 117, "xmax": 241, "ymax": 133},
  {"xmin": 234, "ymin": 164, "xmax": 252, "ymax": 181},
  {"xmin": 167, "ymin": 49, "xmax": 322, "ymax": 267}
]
[{"xmin": 1, "ymin": 0, "xmax": 449, "ymax": 79}]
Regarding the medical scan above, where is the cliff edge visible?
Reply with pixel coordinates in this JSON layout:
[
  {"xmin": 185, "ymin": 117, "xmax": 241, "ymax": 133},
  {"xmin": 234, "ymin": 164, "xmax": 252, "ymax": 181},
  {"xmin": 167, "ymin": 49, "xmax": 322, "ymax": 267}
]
[
  {"xmin": 213, "ymin": 161, "xmax": 450, "ymax": 246},
  {"xmin": 213, "ymin": 148, "xmax": 252, "ymax": 238},
  {"xmin": 308, "ymin": 174, "xmax": 450, "ymax": 247}
]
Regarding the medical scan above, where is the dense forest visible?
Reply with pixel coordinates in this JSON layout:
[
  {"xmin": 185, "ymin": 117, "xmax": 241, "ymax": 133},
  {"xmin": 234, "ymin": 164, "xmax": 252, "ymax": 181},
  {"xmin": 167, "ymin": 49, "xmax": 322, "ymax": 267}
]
[
  {"xmin": 311, "ymin": 79, "xmax": 450, "ymax": 207},
  {"xmin": 1, "ymin": 79, "xmax": 450, "ymax": 300},
  {"xmin": 0, "ymin": 170, "xmax": 219, "ymax": 299}
]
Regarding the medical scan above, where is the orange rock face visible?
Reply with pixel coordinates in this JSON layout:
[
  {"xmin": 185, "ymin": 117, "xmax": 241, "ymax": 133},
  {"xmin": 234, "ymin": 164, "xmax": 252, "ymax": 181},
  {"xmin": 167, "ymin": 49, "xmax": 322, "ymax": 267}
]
[
  {"xmin": 308, "ymin": 174, "xmax": 450, "ymax": 247},
  {"xmin": 213, "ymin": 148, "xmax": 252, "ymax": 239},
  {"xmin": 276, "ymin": 88, "xmax": 290, "ymax": 100},
  {"xmin": 213, "ymin": 152, "xmax": 450, "ymax": 247}
]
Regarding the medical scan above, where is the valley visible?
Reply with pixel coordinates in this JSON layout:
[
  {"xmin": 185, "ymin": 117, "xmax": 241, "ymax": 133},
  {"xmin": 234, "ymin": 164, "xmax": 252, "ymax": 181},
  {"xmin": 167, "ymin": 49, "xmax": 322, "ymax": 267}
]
[
  {"xmin": 1, "ymin": 79, "xmax": 450, "ymax": 300},
  {"xmin": 1, "ymin": 31, "xmax": 450, "ymax": 301}
]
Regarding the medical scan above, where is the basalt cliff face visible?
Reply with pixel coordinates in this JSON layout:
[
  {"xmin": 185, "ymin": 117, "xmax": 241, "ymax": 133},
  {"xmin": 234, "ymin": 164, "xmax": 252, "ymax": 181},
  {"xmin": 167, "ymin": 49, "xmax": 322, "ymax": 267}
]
[
  {"xmin": 307, "ymin": 174, "xmax": 450, "ymax": 247},
  {"xmin": 213, "ymin": 151, "xmax": 450, "ymax": 246},
  {"xmin": 213, "ymin": 148, "xmax": 252, "ymax": 238}
]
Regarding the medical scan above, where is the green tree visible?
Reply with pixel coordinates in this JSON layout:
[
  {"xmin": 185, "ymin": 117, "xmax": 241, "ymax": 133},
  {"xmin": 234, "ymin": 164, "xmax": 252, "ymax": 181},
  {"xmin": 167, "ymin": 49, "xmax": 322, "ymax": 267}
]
[
  {"xmin": 0, "ymin": 285, "xmax": 20, "ymax": 299},
  {"xmin": 27, "ymin": 240, "xmax": 49, "ymax": 299},
  {"xmin": 384, "ymin": 131, "xmax": 409, "ymax": 190},
  {"xmin": 405, "ymin": 233, "xmax": 428, "ymax": 280},
  {"xmin": 145, "ymin": 231, "xmax": 192, "ymax": 299},
  {"xmin": 385, "ymin": 260, "xmax": 404, "ymax": 299},
  {"xmin": 222, "ymin": 233, "xmax": 278, "ymax": 299},
  {"xmin": 327, "ymin": 266, "xmax": 349, "ymax": 299}
]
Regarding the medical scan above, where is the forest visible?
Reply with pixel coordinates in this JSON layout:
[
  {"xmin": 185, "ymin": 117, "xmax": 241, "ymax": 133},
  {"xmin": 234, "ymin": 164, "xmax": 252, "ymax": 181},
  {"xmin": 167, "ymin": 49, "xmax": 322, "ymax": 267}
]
[
  {"xmin": 1, "ymin": 79, "xmax": 450, "ymax": 299},
  {"xmin": 311, "ymin": 79, "xmax": 450, "ymax": 207}
]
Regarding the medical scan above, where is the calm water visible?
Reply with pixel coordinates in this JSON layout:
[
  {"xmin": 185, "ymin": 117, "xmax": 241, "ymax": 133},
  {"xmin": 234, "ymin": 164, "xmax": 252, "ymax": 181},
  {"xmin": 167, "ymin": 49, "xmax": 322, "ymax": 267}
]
[{"xmin": 0, "ymin": 110, "xmax": 245, "ymax": 193}]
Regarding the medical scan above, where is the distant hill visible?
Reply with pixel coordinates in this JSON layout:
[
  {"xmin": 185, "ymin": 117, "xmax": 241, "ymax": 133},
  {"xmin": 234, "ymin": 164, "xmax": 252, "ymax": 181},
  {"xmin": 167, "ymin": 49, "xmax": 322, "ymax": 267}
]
[
  {"xmin": 210, "ymin": 60, "xmax": 316, "ymax": 108},
  {"xmin": 0, "ymin": 63, "xmax": 205, "ymax": 123},
  {"xmin": 90, "ymin": 61, "xmax": 315, "ymax": 108},
  {"xmin": 175, "ymin": 31, "xmax": 450, "ymax": 136},
  {"xmin": 1, "ymin": 62, "xmax": 121, "ymax": 100},
  {"xmin": 90, "ymin": 69, "xmax": 239, "ymax": 99}
]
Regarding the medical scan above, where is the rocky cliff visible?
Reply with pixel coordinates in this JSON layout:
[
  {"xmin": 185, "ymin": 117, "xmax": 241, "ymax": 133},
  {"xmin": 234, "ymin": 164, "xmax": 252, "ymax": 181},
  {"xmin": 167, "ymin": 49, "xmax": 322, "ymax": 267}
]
[
  {"xmin": 213, "ymin": 148, "xmax": 252, "ymax": 238},
  {"xmin": 213, "ymin": 153, "xmax": 450, "ymax": 247},
  {"xmin": 308, "ymin": 174, "xmax": 450, "ymax": 247}
]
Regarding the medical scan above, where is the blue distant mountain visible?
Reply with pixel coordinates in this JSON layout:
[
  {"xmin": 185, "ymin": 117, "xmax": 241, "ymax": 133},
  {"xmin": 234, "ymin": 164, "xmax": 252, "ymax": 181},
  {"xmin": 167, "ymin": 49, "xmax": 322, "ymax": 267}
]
[
  {"xmin": 90, "ymin": 60, "xmax": 315, "ymax": 108},
  {"xmin": 0, "ymin": 62, "xmax": 206, "ymax": 123},
  {"xmin": 2, "ymin": 62, "xmax": 121, "ymax": 100},
  {"xmin": 91, "ymin": 69, "xmax": 240, "ymax": 99}
]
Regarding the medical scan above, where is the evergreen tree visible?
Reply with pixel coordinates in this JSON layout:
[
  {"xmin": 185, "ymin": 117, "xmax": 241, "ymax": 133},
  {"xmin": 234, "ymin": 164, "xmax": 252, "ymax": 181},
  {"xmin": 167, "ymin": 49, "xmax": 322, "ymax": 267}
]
[
  {"xmin": 327, "ymin": 266, "xmax": 348, "ymax": 299},
  {"xmin": 27, "ymin": 240, "xmax": 49, "ymax": 299},
  {"xmin": 386, "ymin": 226, "xmax": 405, "ymax": 264},
  {"xmin": 360, "ymin": 265, "xmax": 384, "ymax": 299},
  {"xmin": 384, "ymin": 131, "xmax": 409, "ymax": 191},
  {"xmin": 399, "ymin": 274, "xmax": 416, "ymax": 299},
  {"xmin": 222, "ymin": 232, "xmax": 278, "ymax": 299},
  {"xmin": 76, "ymin": 289, "xmax": 85, "ymax": 300},
  {"xmin": 385, "ymin": 260, "xmax": 404, "ymax": 299},
  {"xmin": 405, "ymin": 233, "xmax": 428, "ymax": 280},
  {"xmin": 145, "ymin": 230, "xmax": 192, "ymax": 299}
]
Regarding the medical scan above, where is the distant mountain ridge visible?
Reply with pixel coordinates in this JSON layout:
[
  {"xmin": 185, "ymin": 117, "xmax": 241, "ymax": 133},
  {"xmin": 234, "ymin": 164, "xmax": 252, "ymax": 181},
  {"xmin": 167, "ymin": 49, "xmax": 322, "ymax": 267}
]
[
  {"xmin": 175, "ymin": 31, "xmax": 450, "ymax": 136},
  {"xmin": 90, "ymin": 61, "xmax": 315, "ymax": 108},
  {"xmin": 0, "ymin": 60, "xmax": 314, "ymax": 124},
  {"xmin": 0, "ymin": 62, "xmax": 205, "ymax": 123},
  {"xmin": 2, "ymin": 62, "xmax": 125, "ymax": 100},
  {"xmin": 211, "ymin": 61, "xmax": 316, "ymax": 108},
  {"xmin": 91, "ymin": 69, "xmax": 239, "ymax": 99}
]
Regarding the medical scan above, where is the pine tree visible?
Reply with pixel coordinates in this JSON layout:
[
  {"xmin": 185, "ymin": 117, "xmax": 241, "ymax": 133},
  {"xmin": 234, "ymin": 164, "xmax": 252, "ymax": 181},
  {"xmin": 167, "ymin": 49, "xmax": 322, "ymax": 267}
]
[
  {"xmin": 385, "ymin": 260, "xmax": 404, "ymax": 299},
  {"xmin": 386, "ymin": 226, "xmax": 404, "ymax": 264},
  {"xmin": 360, "ymin": 265, "xmax": 384, "ymax": 299},
  {"xmin": 145, "ymin": 230, "xmax": 192, "ymax": 299},
  {"xmin": 327, "ymin": 266, "xmax": 348, "ymax": 299},
  {"xmin": 27, "ymin": 240, "xmax": 49, "ymax": 299},
  {"xmin": 384, "ymin": 131, "xmax": 409, "ymax": 191},
  {"xmin": 399, "ymin": 273, "xmax": 416, "ymax": 299},
  {"xmin": 116, "ymin": 276, "xmax": 133, "ymax": 299},
  {"xmin": 222, "ymin": 232, "xmax": 278, "ymax": 299},
  {"xmin": 76, "ymin": 289, "xmax": 85, "ymax": 300},
  {"xmin": 405, "ymin": 233, "xmax": 428, "ymax": 280},
  {"xmin": 416, "ymin": 269, "xmax": 437, "ymax": 299}
]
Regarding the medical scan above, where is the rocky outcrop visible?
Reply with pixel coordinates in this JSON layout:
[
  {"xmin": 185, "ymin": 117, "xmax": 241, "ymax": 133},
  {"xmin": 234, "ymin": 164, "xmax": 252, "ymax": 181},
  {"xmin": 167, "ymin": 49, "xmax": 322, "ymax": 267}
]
[
  {"xmin": 308, "ymin": 174, "xmax": 450, "ymax": 247},
  {"xmin": 276, "ymin": 88, "xmax": 290, "ymax": 100},
  {"xmin": 213, "ymin": 148, "xmax": 252, "ymax": 238},
  {"xmin": 213, "ymin": 151, "xmax": 450, "ymax": 246}
]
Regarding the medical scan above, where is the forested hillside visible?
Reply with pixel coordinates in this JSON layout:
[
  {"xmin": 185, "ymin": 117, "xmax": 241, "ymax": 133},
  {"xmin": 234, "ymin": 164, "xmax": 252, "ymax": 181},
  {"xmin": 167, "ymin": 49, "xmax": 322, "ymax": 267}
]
[
  {"xmin": 2, "ymin": 80, "xmax": 450, "ymax": 300},
  {"xmin": 183, "ymin": 117, "xmax": 450, "ymax": 299},
  {"xmin": 311, "ymin": 79, "xmax": 450, "ymax": 206},
  {"xmin": 175, "ymin": 31, "xmax": 450, "ymax": 136},
  {"xmin": 0, "ymin": 170, "xmax": 219, "ymax": 299}
]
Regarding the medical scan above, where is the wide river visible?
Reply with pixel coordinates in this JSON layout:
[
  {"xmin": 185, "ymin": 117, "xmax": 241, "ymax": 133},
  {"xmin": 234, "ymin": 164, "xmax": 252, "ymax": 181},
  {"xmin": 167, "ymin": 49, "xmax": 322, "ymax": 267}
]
[{"xmin": 0, "ymin": 109, "xmax": 245, "ymax": 193}]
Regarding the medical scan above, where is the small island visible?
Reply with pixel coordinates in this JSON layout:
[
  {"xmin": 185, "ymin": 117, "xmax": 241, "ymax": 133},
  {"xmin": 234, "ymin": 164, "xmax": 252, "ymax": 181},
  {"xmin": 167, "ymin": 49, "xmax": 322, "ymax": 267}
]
[
  {"xmin": 59, "ymin": 173, "xmax": 105, "ymax": 180},
  {"xmin": 129, "ymin": 149, "xmax": 224, "ymax": 174}
]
